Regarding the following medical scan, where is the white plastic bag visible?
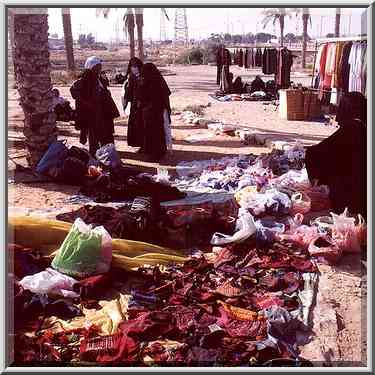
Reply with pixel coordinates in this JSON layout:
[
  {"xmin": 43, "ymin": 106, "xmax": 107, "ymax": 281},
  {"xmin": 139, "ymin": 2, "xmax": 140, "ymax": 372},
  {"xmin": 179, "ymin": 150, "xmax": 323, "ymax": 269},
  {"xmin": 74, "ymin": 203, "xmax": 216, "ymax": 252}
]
[
  {"xmin": 19, "ymin": 268, "xmax": 79, "ymax": 298},
  {"xmin": 211, "ymin": 208, "xmax": 257, "ymax": 245}
]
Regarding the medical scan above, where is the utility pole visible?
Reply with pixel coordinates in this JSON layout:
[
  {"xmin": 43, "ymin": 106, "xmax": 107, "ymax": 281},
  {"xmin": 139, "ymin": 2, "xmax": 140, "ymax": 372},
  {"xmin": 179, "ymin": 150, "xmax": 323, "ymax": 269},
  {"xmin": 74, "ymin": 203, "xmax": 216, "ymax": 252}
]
[{"xmin": 174, "ymin": 8, "xmax": 188, "ymax": 45}]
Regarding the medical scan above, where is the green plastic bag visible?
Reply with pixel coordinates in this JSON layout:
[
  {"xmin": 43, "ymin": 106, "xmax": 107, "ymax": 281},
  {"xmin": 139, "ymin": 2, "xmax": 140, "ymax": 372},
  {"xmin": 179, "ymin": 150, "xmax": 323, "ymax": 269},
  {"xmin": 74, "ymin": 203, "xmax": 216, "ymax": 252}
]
[{"xmin": 51, "ymin": 218, "xmax": 112, "ymax": 278}]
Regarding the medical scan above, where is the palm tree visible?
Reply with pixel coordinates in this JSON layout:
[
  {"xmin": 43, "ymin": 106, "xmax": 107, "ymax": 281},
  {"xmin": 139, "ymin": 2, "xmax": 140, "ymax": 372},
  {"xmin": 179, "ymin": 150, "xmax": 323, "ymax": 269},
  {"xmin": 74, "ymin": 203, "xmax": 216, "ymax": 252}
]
[
  {"xmin": 335, "ymin": 8, "xmax": 341, "ymax": 37},
  {"xmin": 97, "ymin": 8, "xmax": 169, "ymax": 61},
  {"xmin": 8, "ymin": 9, "xmax": 16, "ymax": 72},
  {"xmin": 97, "ymin": 8, "xmax": 136, "ymax": 59},
  {"xmin": 61, "ymin": 8, "xmax": 75, "ymax": 72},
  {"xmin": 135, "ymin": 8, "xmax": 143, "ymax": 61},
  {"xmin": 262, "ymin": 8, "xmax": 292, "ymax": 47},
  {"xmin": 125, "ymin": 8, "xmax": 136, "ymax": 59},
  {"xmin": 13, "ymin": 9, "xmax": 57, "ymax": 167},
  {"xmin": 293, "ymin": 8, "xmax": 312, "ymax": 69}
]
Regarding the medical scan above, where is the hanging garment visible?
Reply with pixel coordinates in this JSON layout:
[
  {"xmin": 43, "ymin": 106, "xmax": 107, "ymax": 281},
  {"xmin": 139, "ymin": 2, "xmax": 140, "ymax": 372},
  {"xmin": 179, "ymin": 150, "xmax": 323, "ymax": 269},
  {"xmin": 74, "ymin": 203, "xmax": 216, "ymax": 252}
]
[
  {"xmin": 362, "ymin": 43, "xmax": 367, "ymax": 96},
  {"xmin": 239, "ymin": 49, "xmax": 244, "ymax": 68},
  {"xmin": 243, "ymin": 49, "xmax": 247, "ymax": 68},
  {"xmin": 220, "ymin": 65, "xmax": 230, "ymax": 94},
  {"xmin": 317, "ymin": 43, "xmax": 329, "ymax": 99},
  {"xmin": 337, "ymin": 41, "xmax": 352, "ymax": 92},
  {"xmin": 262, "ymin": 48, "xmax": 278, "ymax": 75},
  {"xmin": 332, "ymin": 42, "xmax": 345, "ymax": 88},
  {"xmin": 323, "ymin": 43, "xmax": 336, "ymax": 89},
  {"xmin": 255, "ymin": 48, "xmax": 263, "ymax": 67},
  {"xmin": 276, "ymin": 48, "xmax": 294, "ymax": 89},
  {"xmin": 348, "ymin": 42, "xmax": 361, "ymax": 93},
  {"xmin": 249, "ymin": 48, "xmax": 255, "ymax": 68},
  {"xmin": 244, "ymin": 49, "xmax": 250, "ymax": 69}
]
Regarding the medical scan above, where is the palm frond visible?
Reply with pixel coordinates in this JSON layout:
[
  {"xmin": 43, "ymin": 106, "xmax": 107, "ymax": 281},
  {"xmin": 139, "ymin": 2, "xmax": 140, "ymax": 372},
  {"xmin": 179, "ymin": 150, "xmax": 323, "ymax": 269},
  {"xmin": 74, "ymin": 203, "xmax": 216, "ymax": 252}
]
[
  {"xmin": 96, "ymin": 8, "xmax": 111, "ymax": 18},
  {"xmin": 161, "ymin": 8, "xmax": 170, "ymax": 21}
]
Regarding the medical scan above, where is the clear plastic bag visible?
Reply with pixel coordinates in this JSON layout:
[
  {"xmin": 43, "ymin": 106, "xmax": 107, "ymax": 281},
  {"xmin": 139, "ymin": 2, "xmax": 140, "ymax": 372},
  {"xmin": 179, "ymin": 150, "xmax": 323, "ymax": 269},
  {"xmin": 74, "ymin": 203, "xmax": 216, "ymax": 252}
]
[
  {"xmin": 19, "ymin": 268, "xmax": 79, "ymax": 298},
  {"xmin": 51, "ymin": 218, "xmax": 112, "ymax": 278}
]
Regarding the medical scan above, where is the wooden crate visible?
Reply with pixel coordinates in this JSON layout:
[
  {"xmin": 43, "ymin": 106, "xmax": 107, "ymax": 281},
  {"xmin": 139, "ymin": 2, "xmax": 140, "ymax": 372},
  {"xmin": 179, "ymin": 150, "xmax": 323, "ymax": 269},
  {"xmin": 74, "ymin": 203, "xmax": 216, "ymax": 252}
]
[
  {"xmin": 279, "ymin": 89, "xmax": 305, "ymax": 121},
  {"xmin": 303, "ymin": 91, "xmax": 321, "ymax": 120}
]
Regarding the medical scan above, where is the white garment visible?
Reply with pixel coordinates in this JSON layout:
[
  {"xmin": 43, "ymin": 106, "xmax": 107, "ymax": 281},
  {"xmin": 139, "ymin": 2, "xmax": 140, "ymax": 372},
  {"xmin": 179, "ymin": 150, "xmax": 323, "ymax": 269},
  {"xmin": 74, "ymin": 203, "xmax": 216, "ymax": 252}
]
[{"xmin": 163, "ymin": 109, "xmax": 173, "ymax": 150}]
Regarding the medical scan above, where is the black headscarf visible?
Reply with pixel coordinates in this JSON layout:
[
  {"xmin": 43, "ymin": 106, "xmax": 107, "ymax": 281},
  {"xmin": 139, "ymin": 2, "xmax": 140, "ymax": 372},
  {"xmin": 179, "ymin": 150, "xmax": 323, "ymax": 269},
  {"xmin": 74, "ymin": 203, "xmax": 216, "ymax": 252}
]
[
  {"xmin": 336, "ymin": 91, "xmax": 367, "ymax": 126},
  {"xmin": 138, "ymin": 63, "xmax": 171, "ymax": 112},
  {"xmin": 142, "ymin": 63, "xmax": 171, "ymax": 96},
  {"xmin": 125, "ymin": 57, "xmax": 143, "ymax": 80}
]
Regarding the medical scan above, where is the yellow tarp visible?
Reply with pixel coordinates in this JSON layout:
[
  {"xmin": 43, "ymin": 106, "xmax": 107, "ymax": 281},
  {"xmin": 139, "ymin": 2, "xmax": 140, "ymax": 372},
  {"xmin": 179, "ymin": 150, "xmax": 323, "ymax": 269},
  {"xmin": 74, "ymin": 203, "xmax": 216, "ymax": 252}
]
[{"xmin": 8, "ymin": 216, "xmax": 188, "ymax": 271}]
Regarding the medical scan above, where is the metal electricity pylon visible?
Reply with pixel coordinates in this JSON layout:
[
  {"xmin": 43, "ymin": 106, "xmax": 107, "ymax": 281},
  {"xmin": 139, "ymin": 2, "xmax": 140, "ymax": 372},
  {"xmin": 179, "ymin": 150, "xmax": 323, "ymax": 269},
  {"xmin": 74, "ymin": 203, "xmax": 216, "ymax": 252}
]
[
  {"xmin": 174, "ymin": 8, "xmax": 188, "ymax": 44},
  {"xmin": 160, "ymin": 9, "xmax": 167, "ymax": 41}
]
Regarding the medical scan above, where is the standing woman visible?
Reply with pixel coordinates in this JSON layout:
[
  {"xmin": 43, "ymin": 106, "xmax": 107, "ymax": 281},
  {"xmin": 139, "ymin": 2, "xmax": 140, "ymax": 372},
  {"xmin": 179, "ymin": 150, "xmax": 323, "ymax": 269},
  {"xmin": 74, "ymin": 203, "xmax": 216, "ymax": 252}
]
[
  {"xmin": 70, "ymin": 56, "xmax": 120, "ymax": 156},
  {"xmin": 122, "ymin": 57, "xmax": 144, "ymax": 150},
  {"xmin": 138, "ymin": 63, "xmax": 172, "ymax": 161}
]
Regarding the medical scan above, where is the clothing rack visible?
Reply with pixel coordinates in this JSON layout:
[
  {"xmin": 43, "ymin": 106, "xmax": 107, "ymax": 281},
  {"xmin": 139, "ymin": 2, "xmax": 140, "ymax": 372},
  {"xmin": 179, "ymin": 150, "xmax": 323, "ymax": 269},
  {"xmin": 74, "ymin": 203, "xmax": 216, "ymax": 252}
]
[{"xmin": 310, "ymin": 36, "xmax": 367, "ymax": 87}]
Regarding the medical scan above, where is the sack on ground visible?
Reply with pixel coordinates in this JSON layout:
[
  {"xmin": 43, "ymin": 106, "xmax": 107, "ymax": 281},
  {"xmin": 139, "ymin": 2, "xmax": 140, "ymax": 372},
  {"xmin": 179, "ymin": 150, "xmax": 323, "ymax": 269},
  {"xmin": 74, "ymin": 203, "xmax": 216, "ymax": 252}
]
[
  {"xmin": 36, "ymin": 140, "xmax": 69, "ymax": 176},
  {"xmin": 96, "ymin": 144, "xmax": 121, "ymax": 169},
  {"xmin": 51, "ymin": 218, "xmax": 112, "ymax": 278}
]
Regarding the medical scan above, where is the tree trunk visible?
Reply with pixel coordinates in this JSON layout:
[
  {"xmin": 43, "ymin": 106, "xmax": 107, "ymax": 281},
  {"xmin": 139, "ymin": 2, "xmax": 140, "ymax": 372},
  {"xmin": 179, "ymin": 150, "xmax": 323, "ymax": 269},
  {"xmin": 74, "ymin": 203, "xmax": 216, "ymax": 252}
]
[
  {"xmin": 135, "ymin": 8, "xmax": 144, "ymax": 61},
  {"xmin": 8, "ymin": 10, "xmax": 15, "ymax": 66},
  {"xmin": 280, "ymin": 15, "xmax": 285, "ymax": 47},
  {"xmin": 62, "ymin": 8, "xmax": 75, "ymax": 72},
  {"xmin": 302, "ymin": 13, "xmax": 309, "ymax": 69},
  {"xmin": 126, "ymin": 9, "xmax": 135, "ymax": 59},
  {"xmin": 13, "ymin": 10, "xmax": 57, "ymax": 167},
  {"xmin": 335, "ymin": 8, "xmax": 341, "ymax": 37}
]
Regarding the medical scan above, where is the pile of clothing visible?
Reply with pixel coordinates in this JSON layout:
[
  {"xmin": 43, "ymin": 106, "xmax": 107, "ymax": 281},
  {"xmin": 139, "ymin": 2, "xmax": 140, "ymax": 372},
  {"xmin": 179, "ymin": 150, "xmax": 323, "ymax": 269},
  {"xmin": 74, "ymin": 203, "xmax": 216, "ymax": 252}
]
[
  {"xmin": 174, "ymin": 148, "xmax": 304, "ymax": 194},
  {"xmin": 13, "ymin": 237, "xmax": 318, "ymax": 366}
]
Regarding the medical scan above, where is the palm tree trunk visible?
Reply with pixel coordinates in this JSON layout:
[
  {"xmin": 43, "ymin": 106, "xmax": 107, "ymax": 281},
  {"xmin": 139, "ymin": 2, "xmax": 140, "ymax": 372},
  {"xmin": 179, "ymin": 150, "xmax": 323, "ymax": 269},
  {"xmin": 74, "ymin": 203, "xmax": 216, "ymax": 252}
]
[
  {"xmin": 302, "ymin": 12, "xmax": 309, "ymax": 69},
  {"xmin": 62, "ymin": 8, "xmax": 75, "ymax": 72},
  {"xmin": 126, "ymin": 9, "xmax": 135, "ymax": 59},
  {"xmin": 135, "ymin": 8, "xmax": 144, "ymax": 61},
  {"xmin": 335, "ymin": 8, "xmax": 341, "ymax": 37},
  {"xmin": 13, "ymin": 10, "xmax": 57, "ymax": 167},
  {"xmin": 8, "ymin": 10, "xmax": 15, "ymax": 66},
  {"xmin": 280, "ymin": 15, "xmax": 285, "ymax": 47}
]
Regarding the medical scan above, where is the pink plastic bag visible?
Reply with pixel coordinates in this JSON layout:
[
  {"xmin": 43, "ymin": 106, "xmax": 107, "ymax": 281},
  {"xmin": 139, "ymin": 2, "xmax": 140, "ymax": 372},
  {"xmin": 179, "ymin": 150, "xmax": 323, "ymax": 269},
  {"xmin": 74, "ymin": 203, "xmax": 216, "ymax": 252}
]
[
  {"xmin": 308, "ymin": 236, "xmax": 342, "ymax": 264},
  {"xmin": 331, "ymin": 208, "xmax": 365, "ymax": 253},
  {"xmin": 290, "ymin": 192, "xmax": 311, "ymax": 215}
]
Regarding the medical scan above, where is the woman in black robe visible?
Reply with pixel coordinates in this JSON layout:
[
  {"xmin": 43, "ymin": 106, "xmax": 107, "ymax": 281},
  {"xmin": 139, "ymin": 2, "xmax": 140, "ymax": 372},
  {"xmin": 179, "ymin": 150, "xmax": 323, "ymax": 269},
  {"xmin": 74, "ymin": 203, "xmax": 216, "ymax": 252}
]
[
  {"xmin": 123, "ymin": 57, "xmax": 144, "ymax": 149},
  {"xmin": 305, "ymin": 92, "xmax": 367, "ymax": 217},
  {"xmin": 137, "ymin": 63, "xmax": 172, "ymax": 162},
  {"xmin": 70, "ymin": 56, "xmax": 120, "ymax": 156}
]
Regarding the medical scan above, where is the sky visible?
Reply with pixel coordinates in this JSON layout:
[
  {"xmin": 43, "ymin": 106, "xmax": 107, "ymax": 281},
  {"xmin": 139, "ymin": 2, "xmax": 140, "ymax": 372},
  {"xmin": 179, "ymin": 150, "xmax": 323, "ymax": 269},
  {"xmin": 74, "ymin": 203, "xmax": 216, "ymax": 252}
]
[{"xmin": 47, "ymin": 7, "xmax": 367, "ymax": 42}]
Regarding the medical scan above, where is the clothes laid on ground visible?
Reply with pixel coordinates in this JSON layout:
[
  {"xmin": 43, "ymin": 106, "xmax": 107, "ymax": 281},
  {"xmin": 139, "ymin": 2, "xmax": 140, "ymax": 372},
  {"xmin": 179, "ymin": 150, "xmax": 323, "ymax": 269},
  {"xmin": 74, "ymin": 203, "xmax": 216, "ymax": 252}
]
[
  {"xmin": 12, "ymin": 143, "xmax": 367, "ymax": 365},
  {"xmin": 70, "ymin": 70, "xmax": 120, "ymax": 156},
  {"xmin": 13, "ymin": 237, "xmax": 319, "ymax": 365}
]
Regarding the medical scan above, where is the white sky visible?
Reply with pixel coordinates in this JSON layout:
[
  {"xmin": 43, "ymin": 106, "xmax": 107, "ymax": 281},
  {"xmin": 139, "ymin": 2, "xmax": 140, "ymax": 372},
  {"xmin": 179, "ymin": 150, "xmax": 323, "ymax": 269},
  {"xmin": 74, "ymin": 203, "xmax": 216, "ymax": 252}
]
[{"xmin": 47, "ymin": 7, "xmax": 367, "ymax": 42}]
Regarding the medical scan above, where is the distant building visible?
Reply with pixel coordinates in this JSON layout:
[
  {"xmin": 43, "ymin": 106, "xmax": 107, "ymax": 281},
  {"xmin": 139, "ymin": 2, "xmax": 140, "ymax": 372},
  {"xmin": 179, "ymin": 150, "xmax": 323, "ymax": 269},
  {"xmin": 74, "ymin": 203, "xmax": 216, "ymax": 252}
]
[{"xmin": 48, "ymin": 36, "xmax": 65, "ymax": 50}]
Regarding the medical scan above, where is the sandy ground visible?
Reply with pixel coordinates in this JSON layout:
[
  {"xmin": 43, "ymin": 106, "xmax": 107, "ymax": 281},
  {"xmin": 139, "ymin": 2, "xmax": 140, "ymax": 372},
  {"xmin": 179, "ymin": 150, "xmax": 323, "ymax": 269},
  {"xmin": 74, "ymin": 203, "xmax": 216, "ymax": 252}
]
[{"xmin": 7, "ymin": 64, "xmax": 366, "ymax": 366}]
